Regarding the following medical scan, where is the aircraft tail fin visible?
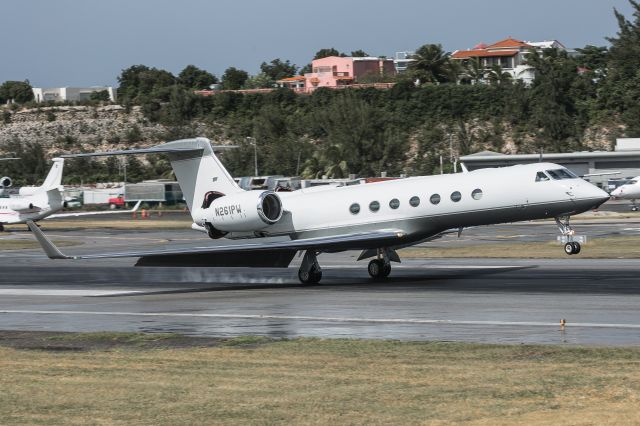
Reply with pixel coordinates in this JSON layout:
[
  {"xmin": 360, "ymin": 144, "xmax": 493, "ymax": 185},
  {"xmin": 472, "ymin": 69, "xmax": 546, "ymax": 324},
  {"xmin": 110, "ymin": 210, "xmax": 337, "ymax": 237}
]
[
  {"xmin": 41, "ymin": 158, "xmax": 64, "ymax": 190},
  {"xmin": 160, "ymin": 138, "xmax": 244, "ymax": 211}
]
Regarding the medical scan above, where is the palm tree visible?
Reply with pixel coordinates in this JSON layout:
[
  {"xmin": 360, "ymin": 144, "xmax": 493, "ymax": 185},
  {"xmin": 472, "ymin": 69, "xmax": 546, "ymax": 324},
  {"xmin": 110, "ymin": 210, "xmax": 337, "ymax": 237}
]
[
  {"xmin": 464, "ymin": 57, "xmax": 486, "ymax": 84},
  {"xmin": 444, "ymin": 60, "xmax": 464, "ymax": 84},
  {"xmin": 487, "ymin": 65, "xmax": 513, "ymax": 85},
  {"xmin": 408, "ymin": 44, "xmax": 451, "ymax": 84}
]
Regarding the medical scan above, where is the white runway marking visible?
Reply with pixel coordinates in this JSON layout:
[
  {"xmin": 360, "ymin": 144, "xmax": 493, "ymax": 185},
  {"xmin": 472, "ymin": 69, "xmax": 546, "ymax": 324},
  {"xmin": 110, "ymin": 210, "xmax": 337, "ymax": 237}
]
[
  {"xmin": 0, "ymin": 289, "xmax": 142, "ymax": 297},
  {"xmin": 1, "ymin": 309, "xmax": 640, "ymax": 329}
]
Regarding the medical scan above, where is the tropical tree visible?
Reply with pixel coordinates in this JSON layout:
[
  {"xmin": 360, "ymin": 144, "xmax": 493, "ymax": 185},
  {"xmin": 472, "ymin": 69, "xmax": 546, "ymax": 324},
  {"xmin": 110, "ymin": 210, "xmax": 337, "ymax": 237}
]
[
  {"xmin": 313, "ymin": 48, "xmax": 344, "ymax": 59},
  {"xmin": 463, "ymin": 57, "xmax": 486, "ymax": 84},
  {"xmin": 260, "ymin": 59, "xmax": 297, "ymax": 81},
  {"xmin": 117, "ymin": 65, "xmax": 176, "ymax": 103},
  {"xmin": 486, "ymin": 65, "xmax": 513, "ymax": 85},
  {"xmin": 444, "ymin": 60, "xmax": 464, "ymax": 84},
  {"xmin": 221, "ymin": 67, "xmax": 249, "ymax": 90},
  {"xmin": 0, "ymin": 80, "xmax": 34, "ymax": 103},
  {"xmin": 407, "ymin": 44, "xmax": 451, "ymax": 84},
  {"xmin": 178, "ymin": 65, "xmax": 217, "ymax": 89},
  {"xmin": 350, "ymin": 49, "xmax": 369, "ymax": 57},
  {"xmin": 601, "ymin": 0, "xmax": 640, "ymax": 135}
]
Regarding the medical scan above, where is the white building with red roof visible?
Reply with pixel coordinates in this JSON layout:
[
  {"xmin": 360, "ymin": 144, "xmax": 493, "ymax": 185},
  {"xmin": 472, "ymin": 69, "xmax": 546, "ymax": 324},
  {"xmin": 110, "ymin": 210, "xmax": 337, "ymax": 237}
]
[{"xmin": 451, "ymin": 37, "xmax": 567, "ymax": 85}]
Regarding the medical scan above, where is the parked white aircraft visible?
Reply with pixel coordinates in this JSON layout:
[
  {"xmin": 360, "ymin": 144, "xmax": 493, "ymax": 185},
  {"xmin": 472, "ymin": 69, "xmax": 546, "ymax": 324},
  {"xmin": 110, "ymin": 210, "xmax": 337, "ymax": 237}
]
[
  {"xmin": 28, "ymin": 138, "xmax": 610, "ymax": 283},
  {"xmin": 610, "ymin": 177, "xmax": 640, "ymax": 211},
  {"xmin": 0, "ymin": 158, "xmax": 141, "ymax": 231}
]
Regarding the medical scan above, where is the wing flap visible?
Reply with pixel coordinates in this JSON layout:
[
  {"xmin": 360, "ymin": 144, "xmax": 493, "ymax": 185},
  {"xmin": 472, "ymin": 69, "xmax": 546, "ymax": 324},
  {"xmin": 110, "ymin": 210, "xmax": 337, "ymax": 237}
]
[{"xmin": 26, "ymin": 221, "xmax": 407, "ymax": 261}]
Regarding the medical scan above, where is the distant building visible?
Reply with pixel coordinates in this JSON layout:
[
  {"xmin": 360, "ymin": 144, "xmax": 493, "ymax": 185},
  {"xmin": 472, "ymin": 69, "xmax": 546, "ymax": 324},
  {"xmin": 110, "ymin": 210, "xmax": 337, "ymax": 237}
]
[
  {"xmin": 32, "ymin": 86, "xmax": 116, "ymax": 103},
  {"xmin": 275, "ymin": 76, "xmax": 306, "ymax": 91},
  {"xmin": 194, "ymin": 56, "xmax": 396, "ymax": 97},
  {"xmin": 393, "ymin": 51, "xmax": 415, "ymax": 73},
  {"xmin": 303, "ymin": 56, "xmax": 396, "ymax": 92},
  {"xmin": 451, "ymin": 37, "xmax": 568, "ymax": 86},
  {"xmin": 460, "ymin": 139, "xmax": 640, "ymax": 188}
]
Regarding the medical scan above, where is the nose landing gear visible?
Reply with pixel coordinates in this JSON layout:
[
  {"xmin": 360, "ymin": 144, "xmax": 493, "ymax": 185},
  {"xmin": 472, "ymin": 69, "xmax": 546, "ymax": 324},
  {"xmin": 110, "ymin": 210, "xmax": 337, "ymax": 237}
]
[{"xmin": 556, "ymin": 216, "xmax": 581, "ymax": 255}]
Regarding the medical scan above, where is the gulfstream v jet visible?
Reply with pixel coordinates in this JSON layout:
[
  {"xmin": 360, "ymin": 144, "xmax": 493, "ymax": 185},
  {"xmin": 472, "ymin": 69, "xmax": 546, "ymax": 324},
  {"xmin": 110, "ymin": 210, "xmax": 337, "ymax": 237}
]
[{"xmin": 28, "ymin": 138, "xmax": 609, "ymax": 284}]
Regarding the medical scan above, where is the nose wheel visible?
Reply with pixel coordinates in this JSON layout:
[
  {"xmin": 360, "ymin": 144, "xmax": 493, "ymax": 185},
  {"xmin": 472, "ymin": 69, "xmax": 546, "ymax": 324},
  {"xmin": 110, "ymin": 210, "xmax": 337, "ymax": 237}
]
[
  {"xmin": 564, "ymin": 241, "xmax": 581, "ymax": 255},
  {"xmin": 556, "ymin": 216, "xmax": 582, "ymax": 256}
]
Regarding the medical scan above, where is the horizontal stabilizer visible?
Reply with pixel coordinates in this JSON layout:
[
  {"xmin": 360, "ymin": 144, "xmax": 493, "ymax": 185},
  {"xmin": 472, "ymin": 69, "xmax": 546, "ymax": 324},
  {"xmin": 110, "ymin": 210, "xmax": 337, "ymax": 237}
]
[
  {"xmin": 61, "ymin": 145, "xmax": 237, "ymax": 158},
  {"xmin": 47, "ymin": 200, "xmax": 142, "ymax": 219}
]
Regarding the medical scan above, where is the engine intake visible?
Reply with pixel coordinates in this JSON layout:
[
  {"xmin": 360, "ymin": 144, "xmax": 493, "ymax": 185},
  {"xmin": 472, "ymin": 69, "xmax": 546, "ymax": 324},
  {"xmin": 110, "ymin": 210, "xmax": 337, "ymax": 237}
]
[
  {"xmin": 0, "ymin": 176, "xmax": 11, "ymax": 188},
  {"xmin": 197, "ymin": 190, "xmax": 283, "ymax": 233}
]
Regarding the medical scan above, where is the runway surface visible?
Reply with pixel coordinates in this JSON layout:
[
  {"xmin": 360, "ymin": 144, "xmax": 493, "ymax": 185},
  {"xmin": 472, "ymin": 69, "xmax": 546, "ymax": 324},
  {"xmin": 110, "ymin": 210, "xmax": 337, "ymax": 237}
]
[{"xmin": 1, "ymin": 218, "xmax": 640, "ymax": 346}]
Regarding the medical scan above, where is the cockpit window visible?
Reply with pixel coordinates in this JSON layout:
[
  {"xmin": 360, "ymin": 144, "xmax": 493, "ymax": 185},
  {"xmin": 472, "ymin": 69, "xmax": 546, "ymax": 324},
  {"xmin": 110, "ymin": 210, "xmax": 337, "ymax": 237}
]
[
  {"xmin": 630, "ymin": 180, "xmax": 638, "ymax": 185},
  {"xmin": 535, "ymin": 172, "xmax": 550, "ymax": 182},
  {"xmin": 546, "ymin": 169, "xmax": 577, "ymax": 180}
]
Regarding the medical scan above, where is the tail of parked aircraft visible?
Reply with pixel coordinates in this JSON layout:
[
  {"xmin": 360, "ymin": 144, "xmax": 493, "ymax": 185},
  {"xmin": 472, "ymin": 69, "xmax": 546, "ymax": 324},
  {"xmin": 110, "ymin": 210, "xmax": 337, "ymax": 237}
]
[
  {"xmin": 41, "ymin": 158, "xmax": 64, "ymax": 191},
  {"xmin": 61, "ymin": 138, "xmax": 243, "ymax": 213}
]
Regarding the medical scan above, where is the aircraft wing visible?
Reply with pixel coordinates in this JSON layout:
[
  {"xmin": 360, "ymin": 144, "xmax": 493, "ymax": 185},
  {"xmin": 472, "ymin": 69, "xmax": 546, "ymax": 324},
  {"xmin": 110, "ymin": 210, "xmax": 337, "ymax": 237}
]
[
  {"xmin": 46, "ymin": 201, "xmax": 142, "ymax": 219},
  {"xmin": 26, "ymin": 220, "xmax": 407, "ymax": 260}
]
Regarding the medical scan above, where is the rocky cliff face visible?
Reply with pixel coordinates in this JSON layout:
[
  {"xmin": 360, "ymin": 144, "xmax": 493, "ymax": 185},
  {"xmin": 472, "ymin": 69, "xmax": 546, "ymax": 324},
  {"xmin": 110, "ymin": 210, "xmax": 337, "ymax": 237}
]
[
  {"xmin": 0, "ymin": 104, "xmax": 621, "ymax": 159},
  {"xmin": 0, "ymin": 105, "xmax": 168, "ymax": 154}
]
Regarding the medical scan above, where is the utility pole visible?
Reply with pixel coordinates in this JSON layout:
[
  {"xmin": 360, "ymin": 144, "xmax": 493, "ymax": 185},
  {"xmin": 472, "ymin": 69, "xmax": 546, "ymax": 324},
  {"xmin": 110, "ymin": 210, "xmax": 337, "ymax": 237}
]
[
  {"xmin": 246, "ymin": 137, "xmax": 258, "ymax": 176},
  {"xmin": 295, "ymin": 150, "xmax": 302, "ymax": 176}
]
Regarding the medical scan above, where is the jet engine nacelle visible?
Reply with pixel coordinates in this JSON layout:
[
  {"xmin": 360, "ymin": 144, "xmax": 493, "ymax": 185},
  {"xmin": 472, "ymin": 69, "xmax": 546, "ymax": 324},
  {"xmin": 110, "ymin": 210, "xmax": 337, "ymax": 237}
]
[
  {"xmin": 9, "ymin": 200, "xmax": 34, "ymax": 211},
  {"xmin": 0, "ymin": 176, "xmax": 11, "ymax": 188},
  {"xmin": 18, "ymin": 187, "xmax": 39, "ymax": 196},
  {"xmin": 196, "ymin": 190, "xmax": 283, "ymax": 233}
]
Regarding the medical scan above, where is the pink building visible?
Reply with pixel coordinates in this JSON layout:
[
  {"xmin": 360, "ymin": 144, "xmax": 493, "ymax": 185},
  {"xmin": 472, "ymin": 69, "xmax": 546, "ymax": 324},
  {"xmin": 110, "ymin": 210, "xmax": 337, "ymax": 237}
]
[{"xmin": 303, "ymin": 56, "xmax": 395, "ymax": 92}]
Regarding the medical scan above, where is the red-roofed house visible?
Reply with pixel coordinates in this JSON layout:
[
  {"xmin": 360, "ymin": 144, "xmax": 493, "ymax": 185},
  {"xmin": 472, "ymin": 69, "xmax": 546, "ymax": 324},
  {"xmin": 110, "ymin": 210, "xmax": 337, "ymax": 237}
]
[
  {"xmin": 451, "ymin": 37, "xmax": 567, "ymax": 85},
  {"xmin": 276, "ymin": 76, "xmax": 306, "ymax": 91}
]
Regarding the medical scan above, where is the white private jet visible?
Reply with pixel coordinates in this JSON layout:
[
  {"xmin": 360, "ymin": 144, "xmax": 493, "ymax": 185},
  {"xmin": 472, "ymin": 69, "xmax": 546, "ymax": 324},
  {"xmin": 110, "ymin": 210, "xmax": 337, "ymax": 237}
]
[
  {"xmin": 610, "ymin": 177, "xmax": 640, "ymax": 211},
  {"xmin": 27, "ymin": 137, "xmax": 610, "ymax": 284},
  {"xmin": 0, "ymin": 158, "xmax": 141, "ymax": 231}
]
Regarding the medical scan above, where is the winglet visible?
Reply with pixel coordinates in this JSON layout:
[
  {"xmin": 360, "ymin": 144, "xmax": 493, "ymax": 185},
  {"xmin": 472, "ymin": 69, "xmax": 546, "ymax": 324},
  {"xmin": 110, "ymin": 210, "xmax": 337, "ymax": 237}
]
[
  {"xmin": 26, "ymin": 221, "xmax": 72, "ymax": 259},
  {"xmin": 130, "ymin": 200, "xmax": 142, "ymax": 212}
]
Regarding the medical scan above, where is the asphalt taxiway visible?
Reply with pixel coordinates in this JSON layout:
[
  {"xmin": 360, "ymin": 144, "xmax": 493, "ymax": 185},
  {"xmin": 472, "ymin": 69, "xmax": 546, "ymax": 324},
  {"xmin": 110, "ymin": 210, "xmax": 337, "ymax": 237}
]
[{"xmin": 1, "ymin": 217, "xmax": 640, "ymax": 346}]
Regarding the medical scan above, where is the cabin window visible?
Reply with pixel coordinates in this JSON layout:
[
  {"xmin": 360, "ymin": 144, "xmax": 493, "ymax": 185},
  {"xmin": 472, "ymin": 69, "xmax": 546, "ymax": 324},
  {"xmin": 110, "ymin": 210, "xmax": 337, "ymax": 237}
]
[
  {"xmin": 350, "ymin": 203, "xmax": 360, "ymax": 214},
  {"xmin": 471, "ymin": 189, "xmax": 483, "ymax": 200},
  {"xmin": 536, "ymin": 172, "xmax": 550, "ymax": 182},
  {"xmin": 369, "ymin": 201, "xmax": 380, "ymax": 212},
  {"xmin": 546, "ymin": 169, "xmax": 577, "ymax": 180},
  {"xmin": 451, "ymin": 191, "xmax": 462, "ymax": 202},
  {"xmin": 409, "ymin": 196, "xmax": 420, "ymax": 207},
  {"xmin": 389, "ymin": 198, "xmax": 400, "ymax": 209},
  {"xmin": 430, "ymin": 194, "xmax": 441, "ymax": 205}
]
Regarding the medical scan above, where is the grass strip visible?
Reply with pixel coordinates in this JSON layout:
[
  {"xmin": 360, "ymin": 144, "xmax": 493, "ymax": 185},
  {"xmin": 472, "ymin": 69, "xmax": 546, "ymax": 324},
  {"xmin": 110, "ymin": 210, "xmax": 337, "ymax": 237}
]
[{"xmin": 0, "ymin": 332, "xmax": 639, "ymax": 425}]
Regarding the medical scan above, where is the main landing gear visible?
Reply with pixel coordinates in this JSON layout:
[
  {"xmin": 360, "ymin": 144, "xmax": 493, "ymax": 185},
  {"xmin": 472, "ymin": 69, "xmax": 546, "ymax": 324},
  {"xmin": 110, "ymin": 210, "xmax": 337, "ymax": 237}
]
[
  {"xmin": 298, "ymin": 250, "xmax": 322, "ymax": 284},
  {"xmin": 368, "ymin": 258, "xmax": 391, "ymax": 279},
  {"xmin": 631, "ymin": 199, "xmax": 638, "ymax": 212},
  {"xmin": 555, "ymin": 216, "xmax": 581, "ymax": 255},
  {"xmin": 363, "ymin": 248, "xmax": 397, "ymax": 279}
]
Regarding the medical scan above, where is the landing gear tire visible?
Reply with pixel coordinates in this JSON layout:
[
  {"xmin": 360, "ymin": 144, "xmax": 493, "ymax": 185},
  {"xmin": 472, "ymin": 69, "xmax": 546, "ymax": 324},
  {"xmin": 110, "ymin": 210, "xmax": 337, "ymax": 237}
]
[
  {"xmin": 564, "ymin": 242, "xmax": 574, "ymax": 255},
  {"xmin": 0, "ymin": 224, "xmax": 4, "ymax": 232},
  {"xmin": 368, "ymin": 259, "xmax": 391, "ymax": 279},
  {"xmin": 632, "ymin": 206, "xmax": 638, "ymax": 212},
  {"xmin": 298, "ymin": 266, "xmax": 322, "ymax": 285},
  {"xmin": 571, "ymin": 241, "xmax": 581, "ymax": 255}
]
